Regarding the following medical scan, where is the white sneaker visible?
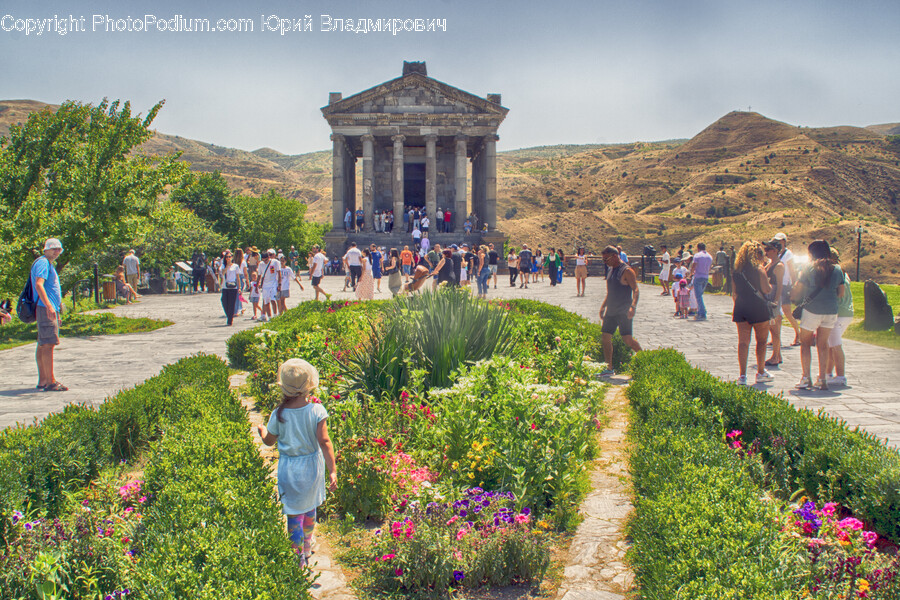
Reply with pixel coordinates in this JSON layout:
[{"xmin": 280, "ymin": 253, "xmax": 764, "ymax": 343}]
[
  {"xmin": 755, "ymin": 370, "xmax": 774, "ymax": 384},
  {"xmin": 796, "ymin": 376, "xmax": 812, "ymax": 390},
  {"xmin": 829, "ymin": 375, "xmax": 847, "ymax": 386},
  {"xmin": 259, "ymin": 315, "xmax": 268, "ymax": 323},
  {"xmin": 736, "ymin": 375, "xmax": 747, "ymax": 385}
]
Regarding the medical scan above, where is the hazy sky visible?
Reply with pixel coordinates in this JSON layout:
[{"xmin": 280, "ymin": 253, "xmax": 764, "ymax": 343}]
[{"xmin": 2, "ymin": 0, "xmax": 898, "ymax": 155}]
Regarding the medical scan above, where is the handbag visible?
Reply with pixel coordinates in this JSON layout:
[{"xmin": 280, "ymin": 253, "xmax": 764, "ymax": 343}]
[{"xmin": 791, "ymin": 266, "xmax": 832, "ymax": 320}]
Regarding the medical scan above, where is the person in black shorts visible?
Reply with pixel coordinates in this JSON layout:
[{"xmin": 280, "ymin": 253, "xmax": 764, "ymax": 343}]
[{"xmin": 599, "ymin": 245, "xmax": 642, "ymax": 376}]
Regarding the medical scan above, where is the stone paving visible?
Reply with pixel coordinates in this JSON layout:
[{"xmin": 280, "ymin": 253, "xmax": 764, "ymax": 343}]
[
  {"xmin": 556, "ymin": 385, "xmax": 633, "ymax": 600},
  {"xmin": 3, "ymin": 272, "xmax": 899, "ymax": 443}
]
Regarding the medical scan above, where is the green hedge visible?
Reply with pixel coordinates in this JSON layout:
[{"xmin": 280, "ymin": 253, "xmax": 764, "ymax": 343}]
[
  {"xmin": 632, "ymin": 349, "xmax": 900, "ymax": 541},
  {"xmin": 133, "ymin": 370, "xmax": 309, "ymax": 598},
  {"xmin": 626, "ymin": 350, "xmax": 801, "ymax": 597},
  {"xmin": 504, "ymin": 299, "xmax": 633, "ymax": 369},
  {"xmin": 0, "ymin": 355, "xmax": 312, "ymax": 598},
  {"xmin": 226, "ymin": 299, "xmax": 383, "ymax": 369},
  {"xmin": 0, "ymin": 355, "xmax": 228, "ymax": 534}
]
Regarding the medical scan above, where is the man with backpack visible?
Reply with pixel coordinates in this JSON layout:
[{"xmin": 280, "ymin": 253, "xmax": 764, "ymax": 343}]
[{"xmin": 32, "ymin": 238, "xmax": 67, "ymax": 391}]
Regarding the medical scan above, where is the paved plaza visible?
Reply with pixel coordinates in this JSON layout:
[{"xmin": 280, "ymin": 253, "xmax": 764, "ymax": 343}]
[{"xmin": 1, "ymin": 273, "xmax": 898, "ymax": 446}]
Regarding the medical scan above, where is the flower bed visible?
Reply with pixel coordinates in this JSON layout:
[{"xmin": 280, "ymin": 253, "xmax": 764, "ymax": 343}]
[
  {"xmin": 626, "ymin": 349, "xmax": 900, "ymax": 598},
  {"xmin": 235, "ymin": 289, "xmax": 608, "ymax": 596},
  {"xmin": 0, "ymin": 355, "xmax": 311, "ymax": 598}
]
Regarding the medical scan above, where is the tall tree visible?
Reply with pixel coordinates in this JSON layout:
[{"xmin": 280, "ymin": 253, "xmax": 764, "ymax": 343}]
[
  {"xmin": 229, "ymin": 190, "xmax": 324, "ymax": 254},
  {"xmin": 170, "ymin": 171, "xmax": 241, "ymax": 242},
  {"xmin": 0, "ymin": 99, "xmax": 185, "ymax": 296}
]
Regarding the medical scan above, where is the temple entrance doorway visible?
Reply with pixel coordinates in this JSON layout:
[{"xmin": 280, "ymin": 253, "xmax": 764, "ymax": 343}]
[{"xmin": 404, "ymin": 163, "xmax": 426, "ymax": 207}]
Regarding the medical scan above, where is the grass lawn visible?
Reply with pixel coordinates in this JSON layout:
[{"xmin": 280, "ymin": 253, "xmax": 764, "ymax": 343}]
[
  {"xmin": 841, "ymin": 281, "xmax": 900, "ymax": 350},
  {"xmin": 0, "ymin": 312, "xmax": 172, "ymax": 351}
]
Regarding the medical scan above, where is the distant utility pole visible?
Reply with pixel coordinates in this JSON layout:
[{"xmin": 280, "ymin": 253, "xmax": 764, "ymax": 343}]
[{"xmin": 854, "ymin": 223, "xmax": 867, "ymax": 282}]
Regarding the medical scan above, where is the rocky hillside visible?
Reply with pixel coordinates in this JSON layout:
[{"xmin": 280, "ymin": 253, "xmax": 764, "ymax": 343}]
[{"xmin": 2, "ymin": 101, "xmax": 898, "ymax": 281}]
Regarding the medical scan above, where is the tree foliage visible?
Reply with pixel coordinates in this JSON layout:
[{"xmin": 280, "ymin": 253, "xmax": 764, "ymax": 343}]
[
  {"xmin": 229, "ymin": 190, "xmax": 324, "ymax": 254},
  {"xmin": 169, "ymin": 171, "xmax": 240, "ymax": 240},
  {"xmin": 0, "ymin": 99, "xmax": 185, "ymax": 296}
]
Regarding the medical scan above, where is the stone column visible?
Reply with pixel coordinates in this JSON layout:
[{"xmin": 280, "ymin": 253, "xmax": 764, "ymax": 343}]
[
  {"xmin": 331, "ymin": 133, "xmax": 345, "ymax": 229},
  {"xmin": 483, "ymin": 134, "xmax": 499, "ymax": 231},
  {"xmin": 454, "ymin": 135, "xmax": 467, "ymax": 232},
  {"xmin": 425, "ymin": 134, "xmax": 438, "ymax": 221},
  {"xmin": 391, "ymin": 134, "xmax": 406, "ymax": 219},
  {"xmin": 362, "ymin": 134, "xmax": 375, "ymax": 230}
]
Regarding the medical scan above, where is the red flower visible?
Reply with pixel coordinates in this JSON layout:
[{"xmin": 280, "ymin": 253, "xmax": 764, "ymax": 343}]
[{"xmin": 373, "ymin": 438, "xmax": 387, "ymax": 447}]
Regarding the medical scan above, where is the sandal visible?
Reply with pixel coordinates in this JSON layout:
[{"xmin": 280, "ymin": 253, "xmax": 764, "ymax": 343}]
[
  {"xmin": 764, "ymin": 358, "xmax": 782, "ymax": 367},
  {"xmin": 43, "ymin": 382, "xmax": 69, "ymax": 392}
]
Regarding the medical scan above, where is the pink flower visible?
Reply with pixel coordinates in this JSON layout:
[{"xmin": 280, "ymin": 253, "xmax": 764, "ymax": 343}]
[
  {"xmin": 453, "ymin": 550, "xmax": 463, "ymax": 560},
  {"xmin": 821, "ymin": 502, "xmax": 838, "ymax": 516},
  {"xmin": 446, "ymin": 516, "xmax": 459, "ymax": 526},
  {"xmin": 530, "ymin": 423, "xmax": 536, "ymax": 431},
  {"xmin": 862, "ymin": 531, "xmax": 878, "ymax": 548},
  {"xmin": 514, "ymin": 514, "xmax": 530, "ymax": 525},
  {"xmin": 837, "ymin": 517, "xmax": 864, "ymax": 531},
  {"xmin": 395, "ymin": 568, "xmax": 403, "ymax": 576},
  {"xmin": 730, "ymin": 441, "xmax": 742, "ymax": 450},
  {"xmin": 726, "ymin": 430, "xmax": 742, "ymax": 439},
  {"xmin": 376, "ymin": 553, "xmax": 396, "ymax": 561},
  {"xmin": 456, "ymin": 529, "xmax": 467, "ymax": 541},
  {"xmin": 373, "ymin": 438, "xmax": 387, "ymax": 447}
]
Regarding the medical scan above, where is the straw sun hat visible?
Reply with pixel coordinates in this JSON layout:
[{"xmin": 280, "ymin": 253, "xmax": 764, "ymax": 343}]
[{"xmin": 277, "ymin": 359, "xmax": 319, "ymax": 397}]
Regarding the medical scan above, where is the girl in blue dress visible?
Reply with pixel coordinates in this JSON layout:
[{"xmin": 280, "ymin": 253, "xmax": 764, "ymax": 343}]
[{"xmin": 258, "ymin": 359, "xmax": 337, "ymax": 565}]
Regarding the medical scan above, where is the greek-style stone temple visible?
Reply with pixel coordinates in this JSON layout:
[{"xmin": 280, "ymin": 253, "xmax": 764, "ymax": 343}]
[{"xmin": 321, "ymin": 61, "xmax": 508, "ymax": 255}]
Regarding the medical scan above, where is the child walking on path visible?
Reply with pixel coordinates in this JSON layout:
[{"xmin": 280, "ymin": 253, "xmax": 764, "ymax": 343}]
[{"xmin": 257, "ymin": 359, "xmax": 337, "ymax": 566}]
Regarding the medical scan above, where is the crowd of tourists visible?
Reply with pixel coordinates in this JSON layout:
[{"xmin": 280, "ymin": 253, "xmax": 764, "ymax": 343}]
[
  {"xmin": 654, "ymin": 233, "xmax": 853, "ymax": 390},
  {"xmin": 344, "ymin": 205, "xmax": 489, "ymax": 235}
]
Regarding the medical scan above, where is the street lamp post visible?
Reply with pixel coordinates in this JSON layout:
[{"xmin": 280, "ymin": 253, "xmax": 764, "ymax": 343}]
[{"xmin": 854, "ymin": 224, "xmax": 867, "ymax": 282}]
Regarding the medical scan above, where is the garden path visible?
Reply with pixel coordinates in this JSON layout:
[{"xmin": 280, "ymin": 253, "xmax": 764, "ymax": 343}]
[
  {"xmin": 230, "ymin": 372, "xmax": 356, "ymax": 600},
  {"xmin": 555, "ymin": 385, "xmax": 634, "ymax": 600}
]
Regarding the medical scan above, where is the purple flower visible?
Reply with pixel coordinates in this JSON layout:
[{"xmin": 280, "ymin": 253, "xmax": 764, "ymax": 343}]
[
  {"xmin": 482, "ymin": 500, "xmax": 491, "ymax": 507},
  {"xmin": 521, "ymin": 507, "xmax": 531, "ymax": 516},
  {"xmin": 24, "ymin": 522, "xmax": 33, "ymax": 531},
  {"xmin": 453, "ymin": 570, "xmax": 465, "ymax": 582},
  {"xmin": 459, "ymin": 510, "xmax": 468, "ymax": 518}
]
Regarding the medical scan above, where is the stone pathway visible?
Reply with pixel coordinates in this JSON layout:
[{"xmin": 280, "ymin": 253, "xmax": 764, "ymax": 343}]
[
  {"xmin": 230, "ymin": 372, "xmax": 355, "ymax": 600},
  {"xmin": 556, "ymin": 385, "xmax": 633, "ymax": 600}
]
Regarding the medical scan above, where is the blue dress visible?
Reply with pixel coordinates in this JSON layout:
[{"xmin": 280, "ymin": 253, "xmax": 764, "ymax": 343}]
[
  {"xmin": 266, "ymin": 403, "xmax": 328, "ymax": 514},
  {"xmin": 371, "ymin": 251, "xmax": 383, "ymax": 279}
]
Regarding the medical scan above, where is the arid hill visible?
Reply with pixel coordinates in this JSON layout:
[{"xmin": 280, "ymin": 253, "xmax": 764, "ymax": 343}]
[{"xmin": 2, "ymin": 101, "xmax": 898, "ymax": 282}]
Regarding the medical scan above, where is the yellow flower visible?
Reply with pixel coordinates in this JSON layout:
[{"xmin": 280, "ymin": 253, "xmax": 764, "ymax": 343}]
[
  {"xmin": 858, "ymin": 580, "xmax": 870, "ymax": 593},
  {"xmin": 467, "ymin": 472, "xmax": 475, "ymax": 479},
  {"xmin": 451, "ymin": 461, "xmax": 459, "ymax": 470}
]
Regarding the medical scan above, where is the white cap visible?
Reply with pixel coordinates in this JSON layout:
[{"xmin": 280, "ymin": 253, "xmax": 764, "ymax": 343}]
[
  {"xmin": 43, "ymin": 238, "xmax": 63, "ymax": 252},
  {"xmin": 773, "ymin": 232, "xmax": 787, "ymax": 241}
]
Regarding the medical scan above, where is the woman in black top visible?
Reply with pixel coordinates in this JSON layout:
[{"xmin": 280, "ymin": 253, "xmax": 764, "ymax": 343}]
[
  {"xmin": 431, "ymin": 249, "xmax": 456, "ymax": 287},
  {"xmin": 731, "ymin": 241, "xmax": 772, "ymax": 386}
]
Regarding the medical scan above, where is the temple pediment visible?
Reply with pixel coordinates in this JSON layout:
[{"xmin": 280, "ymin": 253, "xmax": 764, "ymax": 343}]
[{"xmin": 322, "ymin": 72, "xmax": 508, "ymax": 121}]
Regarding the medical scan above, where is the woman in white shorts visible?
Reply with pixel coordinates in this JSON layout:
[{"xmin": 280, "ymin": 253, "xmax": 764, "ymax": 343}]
[
  {"xmin": 790, "ymin": 240, "xmax": 845, "ymax": 391},
  {"xmin": 825, "ymin": 247, "xmax": 853, "ymax": 387},
  {"xmin": 572, "ymin": 248, "xmax": 588, "ymax": 297}
]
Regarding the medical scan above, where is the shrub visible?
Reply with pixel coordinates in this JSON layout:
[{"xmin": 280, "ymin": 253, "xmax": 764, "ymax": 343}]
[
  {"xmin": 354, "ymin": 488, "xmax": 549, "ymax": 598},
  {"xmin": 631, "ymin": 350, "xmax": 900, "ymax": 540}
]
